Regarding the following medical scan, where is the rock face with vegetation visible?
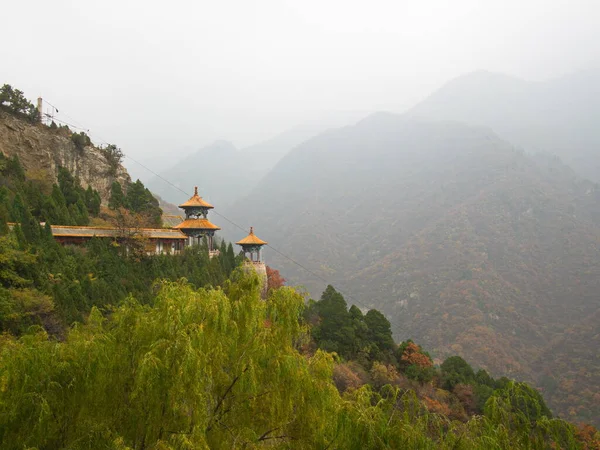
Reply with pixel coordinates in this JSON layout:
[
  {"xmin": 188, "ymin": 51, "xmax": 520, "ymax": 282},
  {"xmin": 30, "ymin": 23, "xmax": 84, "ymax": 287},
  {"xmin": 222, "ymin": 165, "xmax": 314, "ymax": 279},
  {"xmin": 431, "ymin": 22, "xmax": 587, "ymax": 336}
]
[{"xmin": 0, "ymin": 109, "xmax": 130, "ymax": 205}]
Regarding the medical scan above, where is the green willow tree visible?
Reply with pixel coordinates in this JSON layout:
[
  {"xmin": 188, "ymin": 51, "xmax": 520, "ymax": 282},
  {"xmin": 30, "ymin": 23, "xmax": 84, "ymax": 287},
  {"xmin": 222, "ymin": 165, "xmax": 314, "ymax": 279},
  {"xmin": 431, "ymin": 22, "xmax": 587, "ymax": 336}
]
[
  {"xmin": 0, "ymin": 274, "xmax": 341, "ymax": 449},
  {"xmin": 0, "ymin": 273, "xmax": 584, "ymax": 449}
]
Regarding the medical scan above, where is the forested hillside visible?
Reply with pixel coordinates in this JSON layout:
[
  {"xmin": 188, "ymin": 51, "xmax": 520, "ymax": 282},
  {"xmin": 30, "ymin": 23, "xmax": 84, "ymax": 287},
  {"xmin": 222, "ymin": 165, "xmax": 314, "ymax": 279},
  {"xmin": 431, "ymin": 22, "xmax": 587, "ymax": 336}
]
[
  {"xmin": 0, "ymin": 152, "xmax": 239, "ymax": 335},
  {"xmin": 223, "ymin": 112, "xmax": 600, "ymax": 425},
  {"xmin": 409, "ymin": 68, "xmax": 600, "ymax": 182}
]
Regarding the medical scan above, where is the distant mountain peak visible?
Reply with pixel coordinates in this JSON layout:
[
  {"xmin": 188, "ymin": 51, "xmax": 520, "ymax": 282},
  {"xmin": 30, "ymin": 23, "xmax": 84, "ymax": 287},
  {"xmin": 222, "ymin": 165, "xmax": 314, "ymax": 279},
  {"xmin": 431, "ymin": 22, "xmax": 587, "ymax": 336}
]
[
  {"xmin": 409, "ymin": 67, "xmax": 600, "ymax": 183},
  {"xmin": 201, "ymin": 140, "xmax": 237, "ymax": 154}
]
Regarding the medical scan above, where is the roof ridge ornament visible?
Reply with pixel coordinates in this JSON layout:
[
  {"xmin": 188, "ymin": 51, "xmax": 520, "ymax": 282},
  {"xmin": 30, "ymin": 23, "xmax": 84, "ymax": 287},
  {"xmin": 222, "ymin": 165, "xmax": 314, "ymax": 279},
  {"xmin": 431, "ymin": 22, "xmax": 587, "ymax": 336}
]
[{"xmin": 236, "ymin": 227, "xmax": 268, "ymax": 246}]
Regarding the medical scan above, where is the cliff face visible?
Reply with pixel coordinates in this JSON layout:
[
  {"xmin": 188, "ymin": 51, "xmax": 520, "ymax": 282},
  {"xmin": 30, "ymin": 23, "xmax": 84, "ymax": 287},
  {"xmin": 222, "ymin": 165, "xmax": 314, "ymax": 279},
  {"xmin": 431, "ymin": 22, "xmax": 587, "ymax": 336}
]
[{"xmin": 0, "ymin": 111, "xmax": 130, "ymax": 204}]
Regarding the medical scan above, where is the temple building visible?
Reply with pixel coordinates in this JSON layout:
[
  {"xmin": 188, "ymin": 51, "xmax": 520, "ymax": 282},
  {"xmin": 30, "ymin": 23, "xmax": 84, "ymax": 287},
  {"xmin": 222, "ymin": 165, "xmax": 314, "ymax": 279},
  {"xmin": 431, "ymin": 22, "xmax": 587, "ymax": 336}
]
[
  {"xmin": 173, "ymin": 186, "xmax": 221, "ymax": 257},
  {"xmin": 7, "ymin": 223, "xmax": 188, "ymax": 255},
  {"xmin": 25, "ymin": 186, "xmax": 248, "ymax": 259},
  {"xmin": 51, "ymin": 225, "xmax": 187, "ymax": 254},
  {"xmin": 236, "ymin": 227, "xmax": 268, "ymax": 292}
]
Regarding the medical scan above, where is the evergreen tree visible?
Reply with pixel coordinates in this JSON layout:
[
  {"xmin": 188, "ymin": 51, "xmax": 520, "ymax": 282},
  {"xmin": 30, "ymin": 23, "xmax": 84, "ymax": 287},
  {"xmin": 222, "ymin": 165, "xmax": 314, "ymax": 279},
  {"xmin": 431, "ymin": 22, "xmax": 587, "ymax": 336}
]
[
  {"xmin": 6, "ymin": 155, "xmax": 25, "ymax": 181},
  {"xmin": 0, "ymin": 208, "xmax": 7, "ymax": 235},
  {"xmin": 57, "ymin": 167, "xmax": 82, "ymax": 206},
  {"xmin": 348, "ymin": 304, "xmax": 370, "ymax": 363},
  {"xmin": 84, "ymin": 185, "xmax": 101, "ymax": 216},
  {"xmin": 11, "ymin": 193, "xmax": 27, "ymax": 223},
  {"xmin": 109, "ymin": 181, "xmax": 126, "ymax": 210},
  {"xmin": 125, "ymin": 180, "xmax": 162, "ymax": 227},
  {"xmin": 441, "ymin": 355, "xmax": 476, "ymax": 390},
  {"xmin": 0, "ymin": 84, "xmax": 39, "ymax": 122},
  {"xmin": 313, "ymin": 285, "xmax": 355, "ymax": 357},
  {"xmin": 75, "ymin": 198, "xmax": 89, "ymax": 225},
  {"xmin": 364, "ymin": 309, "xmax": 395, "ymax": 353}
]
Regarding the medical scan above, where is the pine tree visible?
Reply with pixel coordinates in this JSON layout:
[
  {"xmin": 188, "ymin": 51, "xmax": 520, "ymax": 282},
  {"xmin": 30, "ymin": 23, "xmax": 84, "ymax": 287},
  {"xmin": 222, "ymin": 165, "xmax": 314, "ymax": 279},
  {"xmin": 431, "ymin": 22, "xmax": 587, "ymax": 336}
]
[
  {"xmin": 313, "ymin": 285, "xmax": 355, "ymax": 357},
  {"xmin": 84, "ymin": 185, "xmax": 101, "ymax": 216},
  {"xmin": 125, "ymin": 180, "xmax": 162, "ymax": 227},
  {"xmin": 0, "ymin": 205, "xmax": 8, "ymax": 235},
  {"xmin": 364, "ymin": 309, "xmax": 395, "ymax": 353},
  {"xmin": 11, "ymin": 194, "xmax": 27, "ymax": 223},
  {"xmin": 109, "ymin": 181, "xmax": 126, "ymax": 210}
]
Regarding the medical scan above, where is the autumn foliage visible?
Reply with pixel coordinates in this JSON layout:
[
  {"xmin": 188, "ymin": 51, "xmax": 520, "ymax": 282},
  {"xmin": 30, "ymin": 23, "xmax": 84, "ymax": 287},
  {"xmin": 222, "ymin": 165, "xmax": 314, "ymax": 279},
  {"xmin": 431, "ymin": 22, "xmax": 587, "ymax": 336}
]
[
  {"xmin": 266, "ymin": 265, "xmax": 285, "ymax": 292},
  {"xmin": 400, "ymin": 341, "xmax": 433, "ymax": 368}
]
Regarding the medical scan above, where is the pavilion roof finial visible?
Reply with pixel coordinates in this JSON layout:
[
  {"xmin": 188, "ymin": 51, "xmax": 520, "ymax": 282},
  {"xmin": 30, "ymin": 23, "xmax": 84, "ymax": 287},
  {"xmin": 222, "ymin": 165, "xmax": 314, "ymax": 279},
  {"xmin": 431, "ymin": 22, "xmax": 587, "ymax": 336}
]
[
  {"xmin": 178, "ymin": 186, "xmax": 215, "ymax": 209},
  {"xmin": 236, "ymin": 227, "xmax": 267, "ymax": 246}
]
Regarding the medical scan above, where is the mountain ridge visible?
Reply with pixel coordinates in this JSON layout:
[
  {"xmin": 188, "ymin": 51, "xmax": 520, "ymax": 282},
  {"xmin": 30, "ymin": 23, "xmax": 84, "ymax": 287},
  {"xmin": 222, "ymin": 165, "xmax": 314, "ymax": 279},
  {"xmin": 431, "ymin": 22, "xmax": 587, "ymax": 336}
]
[{"xmin": 409, "ymin": 68, "xmax": 600, "ymax": 182}]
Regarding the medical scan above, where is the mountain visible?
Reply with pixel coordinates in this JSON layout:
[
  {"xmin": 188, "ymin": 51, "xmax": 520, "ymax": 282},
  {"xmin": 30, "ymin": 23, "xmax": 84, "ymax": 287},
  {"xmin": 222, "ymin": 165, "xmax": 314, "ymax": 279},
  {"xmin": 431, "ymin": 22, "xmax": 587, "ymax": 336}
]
[
  {"xmin": 146, "ymin": 114, "xmax": 366, "ymax": 209},
  {"xmin": 409, "ymin": 68, "xmax": 600, "ymax": 182},
  {"xmin": 224, "ymin": 112, "xmax": 600, "ymax": 424}
]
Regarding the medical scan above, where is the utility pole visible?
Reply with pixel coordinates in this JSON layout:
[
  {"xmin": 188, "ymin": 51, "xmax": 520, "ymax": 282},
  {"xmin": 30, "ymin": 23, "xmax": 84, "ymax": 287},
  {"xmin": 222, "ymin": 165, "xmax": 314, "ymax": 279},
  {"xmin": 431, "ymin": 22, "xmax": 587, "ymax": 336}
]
[{"xmin": 37, "ymin": 97, "xmax": 43, "ymax": 123}]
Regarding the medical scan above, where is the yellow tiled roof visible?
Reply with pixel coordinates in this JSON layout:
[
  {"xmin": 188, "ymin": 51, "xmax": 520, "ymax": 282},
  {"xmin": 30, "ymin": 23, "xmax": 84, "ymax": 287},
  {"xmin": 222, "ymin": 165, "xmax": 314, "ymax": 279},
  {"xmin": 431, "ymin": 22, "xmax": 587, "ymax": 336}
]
[
  {"xmin": 236, "ymin": 227, "xmax": 268, "ymax": 245},
  {"xmin": 49, "ymin": 225, "xmax": 188, "ymax": 239},
  {"xmin": 178, "ymin": 187, "xmax": 214, "ymax": 209},
  {"xmin": 173, "ymin": 218, "xmax": 221, "ymax": 230},
  {"xmin": 162, "ymin": 215, "xmax": 184, "ymax": 227}
]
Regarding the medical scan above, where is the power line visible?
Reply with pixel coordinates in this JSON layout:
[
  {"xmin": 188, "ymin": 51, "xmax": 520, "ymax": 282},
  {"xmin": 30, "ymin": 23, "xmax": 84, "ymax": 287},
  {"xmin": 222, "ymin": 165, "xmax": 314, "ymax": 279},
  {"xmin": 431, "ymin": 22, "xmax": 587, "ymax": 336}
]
[
  {"xmin": 43, "ymin": 99, "xmax": 91, "ymax": 133},
  {"xmin": 41, "ymin": 104, "xmax": 373, "ymax": 310},
  {"xmin": 44, "ymin": 116, "xmax": 88, "ymax": 132}
]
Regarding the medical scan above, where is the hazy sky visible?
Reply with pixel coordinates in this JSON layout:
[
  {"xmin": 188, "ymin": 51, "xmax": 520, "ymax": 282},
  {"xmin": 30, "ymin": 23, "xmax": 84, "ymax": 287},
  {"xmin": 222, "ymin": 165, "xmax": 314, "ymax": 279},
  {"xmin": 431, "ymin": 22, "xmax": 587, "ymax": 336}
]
[{"xmin": 2, "ymin": 0, "xmax": 599, "ymax": 179}]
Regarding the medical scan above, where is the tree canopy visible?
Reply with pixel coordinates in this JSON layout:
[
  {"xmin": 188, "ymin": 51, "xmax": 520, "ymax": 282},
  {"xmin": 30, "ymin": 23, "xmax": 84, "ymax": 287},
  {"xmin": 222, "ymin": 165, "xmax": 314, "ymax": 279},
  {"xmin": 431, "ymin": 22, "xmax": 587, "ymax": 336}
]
[
  {"xmin": 0, "ymin": 84, "xmax": 39, "ymax": 122},
  {"xmin": 0, "ymin": 274, "xmax": 591, "ymax": 449}
]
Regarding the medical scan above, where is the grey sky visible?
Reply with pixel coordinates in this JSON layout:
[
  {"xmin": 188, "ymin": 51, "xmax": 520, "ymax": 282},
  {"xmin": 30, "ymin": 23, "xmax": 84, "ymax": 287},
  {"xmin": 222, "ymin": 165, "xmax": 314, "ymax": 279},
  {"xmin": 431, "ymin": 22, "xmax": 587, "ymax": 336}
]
[{"xmin": 2, "ymin": 0, "xmax": 599, "ymax": 179}]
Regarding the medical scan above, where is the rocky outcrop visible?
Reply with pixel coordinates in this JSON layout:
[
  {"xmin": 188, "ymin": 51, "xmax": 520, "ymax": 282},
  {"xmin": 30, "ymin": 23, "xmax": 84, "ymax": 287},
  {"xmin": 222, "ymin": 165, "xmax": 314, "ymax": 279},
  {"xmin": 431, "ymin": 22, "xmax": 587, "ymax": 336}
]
[{"xmin": 0, "ymin": 111, "xmax": 130, "ymax": 204}]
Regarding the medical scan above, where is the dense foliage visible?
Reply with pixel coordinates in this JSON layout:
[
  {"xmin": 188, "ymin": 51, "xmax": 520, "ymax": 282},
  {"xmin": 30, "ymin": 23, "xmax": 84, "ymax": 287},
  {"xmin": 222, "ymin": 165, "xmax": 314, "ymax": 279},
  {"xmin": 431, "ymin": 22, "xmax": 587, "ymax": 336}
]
[
  {"xmin": 110, "ymin": 180, "xmax": 163, "ymax": 228},
  {"xmin": 305, "ymin": 286, "xmax": 555, "ymax": 422},
  {"xmin": 0, "ymin": 224, "xmax": 239, "ymax": 335},
  {"xmin": 307, "ymin": 285, "xmax": 395, "ymax": 365},
  {"xmin": 0, "ymin": 155, "xmax": 238, "ymax": 334},
  {"xmin": 0, "ymin": 153, "xmax": 101, "ymax": 227},
  {"xmin": 1, "ymin": 276, "xmax": 596, "ymax": 449}
]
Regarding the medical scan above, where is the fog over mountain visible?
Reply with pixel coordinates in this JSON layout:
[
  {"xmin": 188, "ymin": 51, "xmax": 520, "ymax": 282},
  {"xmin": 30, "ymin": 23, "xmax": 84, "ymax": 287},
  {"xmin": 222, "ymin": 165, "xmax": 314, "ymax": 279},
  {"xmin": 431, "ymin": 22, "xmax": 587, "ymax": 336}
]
[
  {"xmin": 410, "ymin": 68, "xmax": 600, "ymax": 182},
  {"xmin": 2, "ymin": 0, "xmax": 599, "ymax": 171},
  {"xmin": 222, "ymin": 112, "xmax": 600, "ymax": 423},
  {"xmin": 147, "ymin": 112, "xmax": 366, "ymax": 208}
]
